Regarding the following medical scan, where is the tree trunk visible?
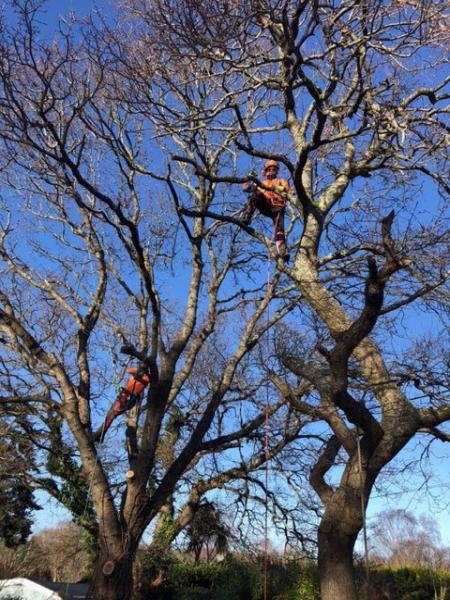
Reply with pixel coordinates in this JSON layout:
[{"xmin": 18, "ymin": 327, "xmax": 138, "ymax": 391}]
[
  {"xmin": 92, "ymin": 551, "xmax": 135, "ymax": 600},
  {"xmin": 318, "ymin": 527, "xmax": 359, "ymax": 600}
]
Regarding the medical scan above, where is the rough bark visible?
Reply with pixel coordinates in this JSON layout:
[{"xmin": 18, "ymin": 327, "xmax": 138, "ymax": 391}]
[
  {"xmin": 318, "ymin": 526, "xmax": 359, "ymax": 600},
  {"xmin": 92, "ymin": 549, "xmax": 135, "ymax": 600}
]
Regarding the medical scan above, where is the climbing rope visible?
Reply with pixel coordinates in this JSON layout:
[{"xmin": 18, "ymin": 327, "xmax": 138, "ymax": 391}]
[
  {"xmin": 263, "ymin": 402, "xmax": 270, "ymax": 600},
  {"xmin": 263, "ymin": 238, "xmax": 273, "ymax": 600}
]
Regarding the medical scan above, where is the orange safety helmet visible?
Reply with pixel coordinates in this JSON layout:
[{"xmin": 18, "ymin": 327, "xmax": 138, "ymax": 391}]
[{"xmin": 263, "ymin": 160, "xmax": 279, "ymax": 173}]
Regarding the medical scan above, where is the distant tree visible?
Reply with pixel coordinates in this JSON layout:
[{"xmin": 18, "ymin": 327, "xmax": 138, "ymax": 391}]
[
  {"xmin": 185, "ymin": 502, "xmax": 231, "ymax": 563},
  {"xmin": 370, "ymin": 509, "xmax": 450, "ymax": 570},
  {"xmin": 31, "ymin": 521, "xmax": 92, "ymax": 582},
  {"xmin": 0, "ymin": 521, "xmax": 91, "ymax": 582},
  {"xmin": 0, "ymin": 421, "xmax": 40, "ymax": 547},
  {"xmin": 0, "ymin": 540, "xmax": 42, "ymax": 580}
]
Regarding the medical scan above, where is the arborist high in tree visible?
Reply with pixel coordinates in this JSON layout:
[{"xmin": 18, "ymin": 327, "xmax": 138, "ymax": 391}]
[
  {"xmin": 93, "ymin": 366, "xmax": 150, "ymax": 443},
  {"xmin": 242, "ymin": 160, "xmax": 290, "ymax": 262}
]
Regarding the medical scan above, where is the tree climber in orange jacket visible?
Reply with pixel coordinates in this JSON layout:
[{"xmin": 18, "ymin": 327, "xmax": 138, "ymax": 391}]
[
  {"xmin": 242, "ymin": 160, "xmax": 290, "ymax": 262},
  {"xmin": 93, "ymin": 366, "xmax": 150, "ymax": 443}
]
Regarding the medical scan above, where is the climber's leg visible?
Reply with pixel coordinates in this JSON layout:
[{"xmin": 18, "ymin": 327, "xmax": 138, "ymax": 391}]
[
  {"xmin": 93, "ymin": 389, "xmax": 132, "ymax": 443},
  {"xmin": 272, "ymin": 209, "xmax": 289, "ymax": 262}
]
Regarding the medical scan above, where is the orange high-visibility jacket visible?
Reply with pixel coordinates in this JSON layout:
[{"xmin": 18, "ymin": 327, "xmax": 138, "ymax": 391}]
[
  {"xmin": 124, "ymin": 368, "xmax": 150, "ymax": 395},
  {"xmin": 258, "ymin": 178, "xmax": 289, "ymax": 209}
]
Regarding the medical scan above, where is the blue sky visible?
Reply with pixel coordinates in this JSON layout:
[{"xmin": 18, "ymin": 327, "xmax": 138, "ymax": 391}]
[
  {"xmin": 39, "ymin": 0, "xmax": 111, "ymax": 19},
  {"xmin": 3, "ymin": 0, "xmax": 114, "ymax": 30}
]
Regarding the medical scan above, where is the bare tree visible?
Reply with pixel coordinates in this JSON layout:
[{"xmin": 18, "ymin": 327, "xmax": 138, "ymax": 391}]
[
  {"xmin": 0, "ymin": 1, "xmax": 448, "ymax": 599},
  {"xmin": 31, "ymin": 522, "xmax": 91, "ymax": 583},
  {"xmin": 114, "ymin": 1, "xmax": 450, "ymax": 599},
  {"xmin": 0, "ymin": 521, "xmax": 91, "ymax": 582},
  {"xmin": 0, "ymin": 540, "xmax": 42, "ymax": 580},
  {"xmin": 222, "ymin": 3, "xmax": 448, "ymax": 600},
  {"xmin": 370, "ymin": 509, "xmax": 450, "ymax": 570},
  {"xmin": 0, "ymin": 2, "xmax": 312, "ymax": 598}
]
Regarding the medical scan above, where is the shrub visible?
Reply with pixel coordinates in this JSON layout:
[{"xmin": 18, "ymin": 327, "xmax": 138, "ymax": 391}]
[
  {"xmin": 140, "ymin": 555, "xmax": 304, "ymax": 600},
  {"xmin": 362, "ymin": 566, "xmax": 450, "ymax": 600},
  {"xmin": 274, "ymin": 563, "xmax": 320, "ymax": 600},
  {"xmin": 139, "ymin": 557, "xmax": 254, "ymax": 600},
  {"xmin": 139, "ymin": 555, "xmax": 450, "ymax": 600},
  {"xmin": 167, "ymin": 559, "xmax": 254, "ymax": 600}
]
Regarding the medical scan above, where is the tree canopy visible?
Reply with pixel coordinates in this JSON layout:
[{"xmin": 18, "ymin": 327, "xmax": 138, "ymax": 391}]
[{"xmin": 0, "ymin": 1, "xmax": 448, "ymax": 599}]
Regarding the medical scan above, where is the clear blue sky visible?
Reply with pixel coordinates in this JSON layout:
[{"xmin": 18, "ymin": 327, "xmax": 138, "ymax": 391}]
[
  {"xmin": 4, "ymin": 0, "xmax": 114, "ymax": 29},
  {"xmin": 41, "ymin": 0, "xmax": 112, "ymax": 18}
]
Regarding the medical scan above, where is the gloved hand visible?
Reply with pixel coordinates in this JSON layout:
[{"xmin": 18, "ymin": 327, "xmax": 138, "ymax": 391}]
[{"xmin": 243, "ymin": 170, "xmax": 257, "ymax": 193}]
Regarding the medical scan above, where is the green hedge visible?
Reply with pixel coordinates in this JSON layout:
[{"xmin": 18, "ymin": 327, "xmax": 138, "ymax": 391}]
[
  {"xmin": 167, "ymin": 560, "xmax": 250, "ymax": 599},
  {"xmin": 273, "ymin": 563, "xmax": 320, "ymax": 600},
  {"xmin": 365, "ymin": 566, "xmax": 450, "ymax": 600},
  {"xmin": 140, "ymin": 557, "xmax": 318, "ymax": 600},
  {"xmin": 139, "ymin": 557, "xmax": 450, "ymax": 600}
]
